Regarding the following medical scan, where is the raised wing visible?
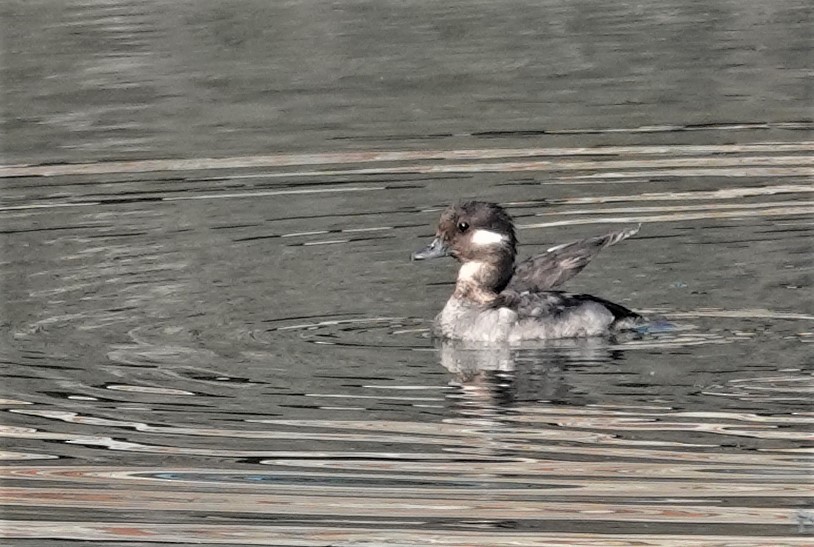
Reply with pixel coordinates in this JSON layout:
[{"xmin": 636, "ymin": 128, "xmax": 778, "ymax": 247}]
[{"xmin": 506, "ymin": 225, "xmax": 640, "ymax": 292}]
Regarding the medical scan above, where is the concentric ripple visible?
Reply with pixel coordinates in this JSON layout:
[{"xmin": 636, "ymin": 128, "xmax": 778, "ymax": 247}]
[
  {"xmin": 2, "ymin": 1, "xmax": 812, "ymax": 543},
  {"xmin": 261, "ymin": 315, "xmax": 433, "ymax": 348}
]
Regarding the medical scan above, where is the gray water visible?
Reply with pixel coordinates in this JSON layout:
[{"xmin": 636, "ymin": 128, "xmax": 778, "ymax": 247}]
[{"xmin": 1, "ymin": 1, "xmax": 813, "ymax": 545}]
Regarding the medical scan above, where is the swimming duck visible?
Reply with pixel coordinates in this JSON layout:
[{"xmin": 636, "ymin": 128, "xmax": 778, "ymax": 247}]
[{"xmin": 412, "ymin": 201, "xmax": 642, "ymax": 342}]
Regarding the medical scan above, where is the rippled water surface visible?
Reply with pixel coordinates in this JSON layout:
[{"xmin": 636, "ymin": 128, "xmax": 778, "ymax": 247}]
[{"xmin": 2, "ymin": 1, "xmax": 813, "ymax": 545}]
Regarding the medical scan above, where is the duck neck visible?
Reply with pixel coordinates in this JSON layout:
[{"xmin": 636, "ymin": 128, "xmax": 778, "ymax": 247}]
[{"xmin": 453, "ymin": 253, "xmax": 515, "ymax": 305}]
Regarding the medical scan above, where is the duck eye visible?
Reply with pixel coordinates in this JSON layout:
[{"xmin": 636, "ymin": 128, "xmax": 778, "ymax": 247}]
[{"xmin": 457, "ymin": 221, "xmax": 469, "ymax": 233}]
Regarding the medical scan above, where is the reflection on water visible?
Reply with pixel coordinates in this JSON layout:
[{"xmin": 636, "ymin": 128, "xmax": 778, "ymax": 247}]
[
  {"xmin": 2, "ymin": 0, "xmax": 813, "ymax": 545},
  {"xmin": 2, "ymin": 332, "xmax": 813, "ymax": 544}
]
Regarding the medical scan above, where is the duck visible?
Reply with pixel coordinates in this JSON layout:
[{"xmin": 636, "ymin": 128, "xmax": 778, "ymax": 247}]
[{"xmin": 411, "ymin": 201, "xmax": 643, "ymax": 342}]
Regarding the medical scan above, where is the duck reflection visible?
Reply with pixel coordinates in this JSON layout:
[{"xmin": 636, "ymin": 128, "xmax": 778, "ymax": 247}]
[{"xmin": 439, "ymin": 338, "xmax": 625, "ymax": 415}]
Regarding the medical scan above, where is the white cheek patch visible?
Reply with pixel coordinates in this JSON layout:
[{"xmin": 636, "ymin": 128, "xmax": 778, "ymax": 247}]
[{"xmin": 470, "ymin": 229, "xmax": 507, "ymax": 247}]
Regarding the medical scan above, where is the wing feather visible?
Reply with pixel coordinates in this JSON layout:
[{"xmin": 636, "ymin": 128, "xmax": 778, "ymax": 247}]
[{"xmin": 507, "ymin": 225, "xmax": 640, "ymax": 292}]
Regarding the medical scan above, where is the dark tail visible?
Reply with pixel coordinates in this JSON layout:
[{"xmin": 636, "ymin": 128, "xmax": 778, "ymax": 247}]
[{"xmin": 573, "ymin": 293, "xmax": 643, "ymax": 329}]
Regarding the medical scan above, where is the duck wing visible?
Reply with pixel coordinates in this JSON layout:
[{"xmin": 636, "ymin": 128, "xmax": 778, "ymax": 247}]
[
  {"xmin": 497, "ymin": 290, "xmax": 642, "ymax": 339},
  {"xmin": 507, "ymin": 225, "xmax": 640, "ymax": 292},
  {"xmin": 501, "ymin": 290, "xmax": 640, "ymax": 321}
]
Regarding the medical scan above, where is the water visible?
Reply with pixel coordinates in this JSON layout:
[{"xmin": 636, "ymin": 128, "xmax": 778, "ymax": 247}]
[{"xmin": 1, "ymin": 1, "xmax": 813, "ymax": 545}]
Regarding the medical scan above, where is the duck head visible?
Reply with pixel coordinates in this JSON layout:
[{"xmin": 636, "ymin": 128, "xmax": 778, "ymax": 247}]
[{"xmin": 412, "ymin": 201, "xmax": 517, "ymax": 296}]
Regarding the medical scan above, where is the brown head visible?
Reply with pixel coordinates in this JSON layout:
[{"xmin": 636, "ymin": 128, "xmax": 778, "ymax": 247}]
[{"xmin": 412, "ymin": 201, "xmax": 517, "ymax": 297}]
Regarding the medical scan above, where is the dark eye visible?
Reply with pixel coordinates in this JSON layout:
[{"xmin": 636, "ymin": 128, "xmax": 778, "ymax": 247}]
[{"xmin": 457, "ymin": 221, "xmax": 469, "ymax": 233}]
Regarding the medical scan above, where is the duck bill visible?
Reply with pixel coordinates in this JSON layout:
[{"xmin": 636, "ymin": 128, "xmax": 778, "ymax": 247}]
[{"xmin": 411, "ymin": 237, "xmax": 449, "ymax": 260}]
